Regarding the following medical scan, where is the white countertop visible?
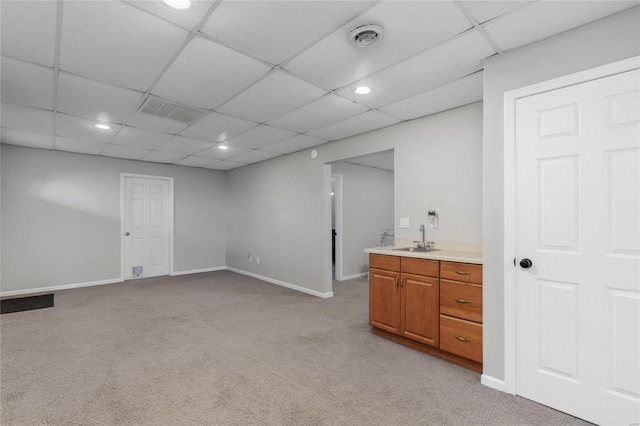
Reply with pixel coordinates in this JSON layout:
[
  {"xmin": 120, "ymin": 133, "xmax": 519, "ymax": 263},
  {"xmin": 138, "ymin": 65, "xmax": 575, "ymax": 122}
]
[{"xmin": 365, "ymin": 246, "xmax": 482, "ymax": 264}]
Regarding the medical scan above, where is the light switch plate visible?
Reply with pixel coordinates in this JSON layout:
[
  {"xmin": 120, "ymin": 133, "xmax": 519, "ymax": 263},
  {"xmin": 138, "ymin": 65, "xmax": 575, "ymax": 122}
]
[{"xmin": 400, "ymin": 218, "xmax": 409, "ymax": 228}]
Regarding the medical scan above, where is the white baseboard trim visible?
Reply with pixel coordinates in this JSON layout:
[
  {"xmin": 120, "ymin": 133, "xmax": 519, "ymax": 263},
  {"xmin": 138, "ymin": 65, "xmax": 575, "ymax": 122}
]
[
  {"xmin": 170, "ymin": 266, "xmax": 226, "ymax": 276},
  {"xmin": 0, "ymin": 278, "xmax": 124, "ymax": 298},
  {"xmin": 339, "ymin": 272, "xmax": 368, "ymax": 281},
  {"xmin": 481, "ymin": 374, "xmax": 509, "ymax": 393},
  {"xmin": 226, "ymin": 267, "xmax": 333, "ymax": 299}
]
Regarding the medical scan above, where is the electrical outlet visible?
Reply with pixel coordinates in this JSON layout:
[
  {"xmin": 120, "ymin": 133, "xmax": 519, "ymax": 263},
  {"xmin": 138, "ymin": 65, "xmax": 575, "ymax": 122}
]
[{"xmin": 256, "ymin": 257, "xmax": 260, "ymax": 264}]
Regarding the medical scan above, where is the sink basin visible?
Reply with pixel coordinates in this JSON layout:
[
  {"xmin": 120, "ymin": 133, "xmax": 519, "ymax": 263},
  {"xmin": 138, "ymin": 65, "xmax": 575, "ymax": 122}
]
[{"xmin": 393, "ymin": 247, "xmax": 441, "ymax": 253}]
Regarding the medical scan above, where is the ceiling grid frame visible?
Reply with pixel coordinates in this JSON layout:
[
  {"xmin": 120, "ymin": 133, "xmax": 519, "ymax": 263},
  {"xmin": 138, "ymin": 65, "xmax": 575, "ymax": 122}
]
[{"xmin": 1, "ymin": 0, "xmax": 637, "ymax": 169}]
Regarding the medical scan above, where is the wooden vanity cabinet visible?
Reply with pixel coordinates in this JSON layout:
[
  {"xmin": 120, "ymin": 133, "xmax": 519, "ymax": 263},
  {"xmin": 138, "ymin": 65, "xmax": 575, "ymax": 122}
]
[
  {"xmin": 369, "ymin": 254, "xmax": 439, "ymax": 347},
  {"xmin": 369, "ymin": 254, "xmax": 484, "ymax": 372}
]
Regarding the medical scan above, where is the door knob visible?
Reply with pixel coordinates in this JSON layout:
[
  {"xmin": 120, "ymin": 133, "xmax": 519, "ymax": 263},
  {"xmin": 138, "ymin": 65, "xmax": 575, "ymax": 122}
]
[
  {"xmin": 519, "ymin": 258, "xmax": 533, "ymax": 269},
  {"xmin": 125, "ymin": 232, "xmax": 130, "ymax": 236}
]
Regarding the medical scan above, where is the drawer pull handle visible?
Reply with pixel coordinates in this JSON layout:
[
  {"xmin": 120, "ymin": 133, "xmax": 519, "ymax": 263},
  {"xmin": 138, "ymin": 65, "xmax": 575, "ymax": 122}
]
[
  {"xmin": 454, "ymin": 336, "xmax": 471, "ymax": 342},
  {"xmin": 395, "ymin": 277, "xmax": 399, "ymax": 288},
  {"xmin": 454, "ymin": 298, "xmax": 471, "ymax": 304},
  {"xmin": 455, "ymin": 270, "xmax": 471, "ymax": 275}
]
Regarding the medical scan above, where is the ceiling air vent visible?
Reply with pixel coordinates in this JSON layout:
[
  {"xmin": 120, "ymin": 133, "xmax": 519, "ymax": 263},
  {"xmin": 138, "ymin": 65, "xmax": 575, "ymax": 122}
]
[
  {"xmin": 138, "ymin": 95, "xmax": 205, "ymax": 124},
  {"xmin": 349, "ymin": 25, "xmax": 384, "ymax": 47}
]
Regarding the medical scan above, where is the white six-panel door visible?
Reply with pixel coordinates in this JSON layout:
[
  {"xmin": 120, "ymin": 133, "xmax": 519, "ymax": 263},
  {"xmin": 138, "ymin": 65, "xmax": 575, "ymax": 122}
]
[
  {"xmin": 514, "ymin": 69, "xmax": 639, "ymax": 425},
  {"xmin": 123, "ymin": 175, "xmax": 172, "ymax": 279}
]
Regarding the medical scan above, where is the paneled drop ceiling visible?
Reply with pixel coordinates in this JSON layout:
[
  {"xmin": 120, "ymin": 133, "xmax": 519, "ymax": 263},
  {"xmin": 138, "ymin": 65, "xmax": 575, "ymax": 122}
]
[{"xmin": 1, "ymin": 0, "xmax": 637, "ymax": 170}]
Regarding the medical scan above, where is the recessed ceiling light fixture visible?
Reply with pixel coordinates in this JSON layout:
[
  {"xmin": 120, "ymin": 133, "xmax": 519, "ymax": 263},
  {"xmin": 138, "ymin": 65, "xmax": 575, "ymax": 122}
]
[
  {"xmin": 94, "ymin": 123, "xmax": 111, "ymax": 130},
  {"xmin": 349, "ymin": 25, "xmax": 384, "ymax": 48},
  {"xmin": 353, "ymin": 86, "xmax": 372, "ymax": 95},
  {"xmin": 162, "ymin": 0, "xmax": 192, "ymax": 10},
  {"xmin": 218, "ymin": 144, "xmax": 229, "ymax": 150}
]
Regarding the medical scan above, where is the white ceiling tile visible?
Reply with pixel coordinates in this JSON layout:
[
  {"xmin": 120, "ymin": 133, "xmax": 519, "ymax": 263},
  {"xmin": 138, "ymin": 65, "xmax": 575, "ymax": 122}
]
[
  {"xmin": 483, "ymin": 1, "xmax": 638, "ymax": 52},
  {"xmin": 126, "ymin": 112, "xmax": 189, "ymax": 134},
  {"xmin": 180, "ymin": 112, "xmax": 257, "ymax": 142},
  {"xmin": 379, "ymin": 72, "xmax": 484, "ymax": 121},
  {"xmin": 458, "ymin": 1, "xmax": 531, "ymax": 24},
  {"xmin": 284, "ymin": 1, "xmax": 472, "ymax": 90},
  {"xmin": 227, "ymin": 150, "xmax": 280, "ymax": 164},
  {"xmin": 224, "ymin": 125, "xmax": 295, "ymax": 149},
  {"xmin": 1, "ymin": 128, "xmax": 54, "ymax": 149},
  {"xmin": 123, "ymin": 0, "xmax": 216, "ymax": 31},
  {"xmin": 57, "ymin": 73, "xmax": 144, "ymax": 124},
  {"xmin": 141, "ymin": 151, "xmax": 186, "ymax": 163},
  {"xmin": 0, "ymin": 58, "xmax": 54, "ymax": 110},
  {"xmin": 205, "ymin": 160, "xmax": 246, "ymax": 171},
  {"xmin": 267, "ymin": 95, "xmax": 367, "ymax": 133},
  {"xmin": 337, "ymin": 30, "xmax": 495, "ymax": 108},
  {"xmin": 111, "ymin": 126, "xmax": 174, "ymax": 150},
  {"xmin": 217, "ymin": 71, "xmax": 327, "ymax": 123},
  {"xmin": 1, "ymin": 103, "xmax": 54, "ymax": 135},
  {"xmin": 262, "ymin": 134, "xmax": 326, "ymax": 155},
  {"xmin": 55, "ymin": 113, "xmax": 118, "ymax": 143},
  {"xmin": 156, "ymin": 136, "xmax": 215, "ymax": 155},
  {"xmin": 174, "ymin": 155, "xmax": 217, "ymax": 167},
  {"xmin": 152, "ymin": 36, "xmax": 270, "ymax": 109},
  {"xmin": 55, "ymin": 136, "xmax": 106, "ymax": 156},
  {"xmin": 196, "ymin": 144, "xmax": 251, "ymax": 160},
  {"xmin": 0, "ymin": 0, "xmax": 57, "ymax": 66},
  {"xmin": 60, "ymin": 1, "xmax": 189, "ymax": 90},
  {"xmin": 102, "ymin": 144, "xmax": 150, "ymax": 160},
  {"xmin": 306, "ymin": 110, "xmax": 399, "ymax": 141},
  {"xmin": 201, "ymin": 1, "xmax": 375, "ymax": 65}
]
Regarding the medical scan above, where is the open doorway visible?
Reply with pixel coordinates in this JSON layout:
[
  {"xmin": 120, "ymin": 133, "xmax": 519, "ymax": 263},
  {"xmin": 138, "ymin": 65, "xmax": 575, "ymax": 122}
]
[{"xmin": 330, "ymin": 150, "xmax": 394, "ymax": 281}]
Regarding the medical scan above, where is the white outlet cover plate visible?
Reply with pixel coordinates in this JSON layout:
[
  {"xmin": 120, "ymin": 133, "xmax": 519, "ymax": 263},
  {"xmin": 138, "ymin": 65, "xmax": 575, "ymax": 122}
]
[{"xmin": 400, "ymin": 218, "xmax": 409, "ymax": 228}]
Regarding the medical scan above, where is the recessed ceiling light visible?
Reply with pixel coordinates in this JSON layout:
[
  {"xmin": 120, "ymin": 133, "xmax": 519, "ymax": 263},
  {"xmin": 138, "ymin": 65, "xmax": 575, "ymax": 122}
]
[
  {"xmin": 218, "ymin": 145, "xmax": 229, "ymax": 150},
  {"xmin": 162, "ymin": 0, "xmax": 192, "ymax": 10},
  {"xmin": 354, "ymin": 86, "xmax": 372, "ymax": 95},
  {"xmin": 94, "ymin": 123, "xmax": 111, "ymax": 130}
]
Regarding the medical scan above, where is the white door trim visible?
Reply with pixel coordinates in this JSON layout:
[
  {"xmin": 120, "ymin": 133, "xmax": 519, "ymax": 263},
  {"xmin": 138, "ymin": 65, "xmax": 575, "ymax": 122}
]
[
  {"xmin": 120, "ymin": 173, "xmax": 175, "ymax": 280},
  {"xmin": 332, "ymin": 173, "xmax": 344, "ymax": 281},
  {"xmin": 502, "ymin": 55, "xmax": 640, "ymax": 395}
]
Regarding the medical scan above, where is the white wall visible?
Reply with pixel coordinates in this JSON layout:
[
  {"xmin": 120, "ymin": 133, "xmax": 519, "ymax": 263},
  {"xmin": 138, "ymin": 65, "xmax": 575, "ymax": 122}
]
[
  {"xmin": 225, "ymin": 102, "xmax": 483, "ymax": 296},
  {"xmin": 0, "ymin": 144, "xmax": 227, "ymax": 293},
  {"xmin": 482, "ymin": 7, "xmax": 640, "ymax": 382},
  {"xmin": 331, "ymin": 161, "xmax": 394, "ymax": 279}
]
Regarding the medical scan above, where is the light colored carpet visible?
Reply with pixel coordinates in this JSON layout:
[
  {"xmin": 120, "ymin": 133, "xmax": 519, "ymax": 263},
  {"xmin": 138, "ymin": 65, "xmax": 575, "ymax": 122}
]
[{"xmin": 1, "ymin": 271, "xmax": 590, "ymax": 425}]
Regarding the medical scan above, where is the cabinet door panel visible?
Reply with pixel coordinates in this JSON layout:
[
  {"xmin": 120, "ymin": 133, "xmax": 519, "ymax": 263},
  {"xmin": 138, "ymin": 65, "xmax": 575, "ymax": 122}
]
[
  {"xmin": 369, "ymin": 268, "xmax": 400, "ymax": 333},
  {"xmin": 400, "ymin": 273, "xmax": 439, "ymax": 347}
]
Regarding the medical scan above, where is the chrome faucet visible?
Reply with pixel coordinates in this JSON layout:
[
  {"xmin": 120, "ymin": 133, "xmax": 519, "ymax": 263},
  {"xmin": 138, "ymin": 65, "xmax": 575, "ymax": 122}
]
[{"xmin": 414, "ymin": 224, "xmax": 431, "ymax": 250}]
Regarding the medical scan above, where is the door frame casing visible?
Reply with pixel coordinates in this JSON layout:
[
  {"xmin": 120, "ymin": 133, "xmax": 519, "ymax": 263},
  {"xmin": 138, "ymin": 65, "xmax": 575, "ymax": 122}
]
[
  {"xmin": 502, "ymin": 56, "xmax": 640, "ymax": 395},
  {"xmin": 332, "ymin": 173, "xmax": 344, "ymax": 281},
  {"xmin": 120, "ymin": 173, "xmax": 175, "ymax": 280}
]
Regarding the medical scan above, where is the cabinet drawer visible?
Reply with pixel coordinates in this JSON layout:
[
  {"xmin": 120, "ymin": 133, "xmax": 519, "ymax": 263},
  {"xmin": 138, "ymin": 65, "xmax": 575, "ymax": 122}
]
[
  {"xmin": 370, "ymin": 254, "xmax": 400, "ymax": 271},
  {"xmin": 440, "ymin": 280, "xmax": 482, "ymax": 323},
  {"xmin": 440, "ymin": 261, "xmax": 482, "ymax": 284},
  {"xmin": 440, "ymin": 315, "xmax": 482, "ymax": 363},
  {"xmin": 401, "ymin": 257, "xmax": 439, "ymax": 277}
]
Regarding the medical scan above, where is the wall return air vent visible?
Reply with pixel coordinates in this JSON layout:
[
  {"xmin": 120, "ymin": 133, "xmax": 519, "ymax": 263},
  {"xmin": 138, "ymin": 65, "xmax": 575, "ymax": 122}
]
[{"xmin": 138, "ymin": 95, "xmax": 205, "ymax": 124}]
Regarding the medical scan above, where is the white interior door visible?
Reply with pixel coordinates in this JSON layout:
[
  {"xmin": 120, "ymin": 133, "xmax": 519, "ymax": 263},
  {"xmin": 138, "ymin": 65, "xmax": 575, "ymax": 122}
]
[
  {"xmin": 123, "ymin": 175, "xmax": 172, "ymax": 279},
  {"xmin": 514, "ymin": 69, "xmax": 639, "ymax": 425}
]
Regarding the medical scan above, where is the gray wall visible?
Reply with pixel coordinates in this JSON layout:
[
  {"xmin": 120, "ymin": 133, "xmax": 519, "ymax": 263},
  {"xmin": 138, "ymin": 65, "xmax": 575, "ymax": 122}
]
[
  {"xmin": 482, "ymin": 7, "xmax": 640, "ymax": 381},
  {"xmin": 1, "ymin": 144, "xmax": 227, "ymax": 292},
  {"xmin": 331, "ymin": 161, "xmax": 394, "ymax": 278},
  {"xmin": 226, "ymin": 102, "xmax": 483, "ymax": 295}
]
